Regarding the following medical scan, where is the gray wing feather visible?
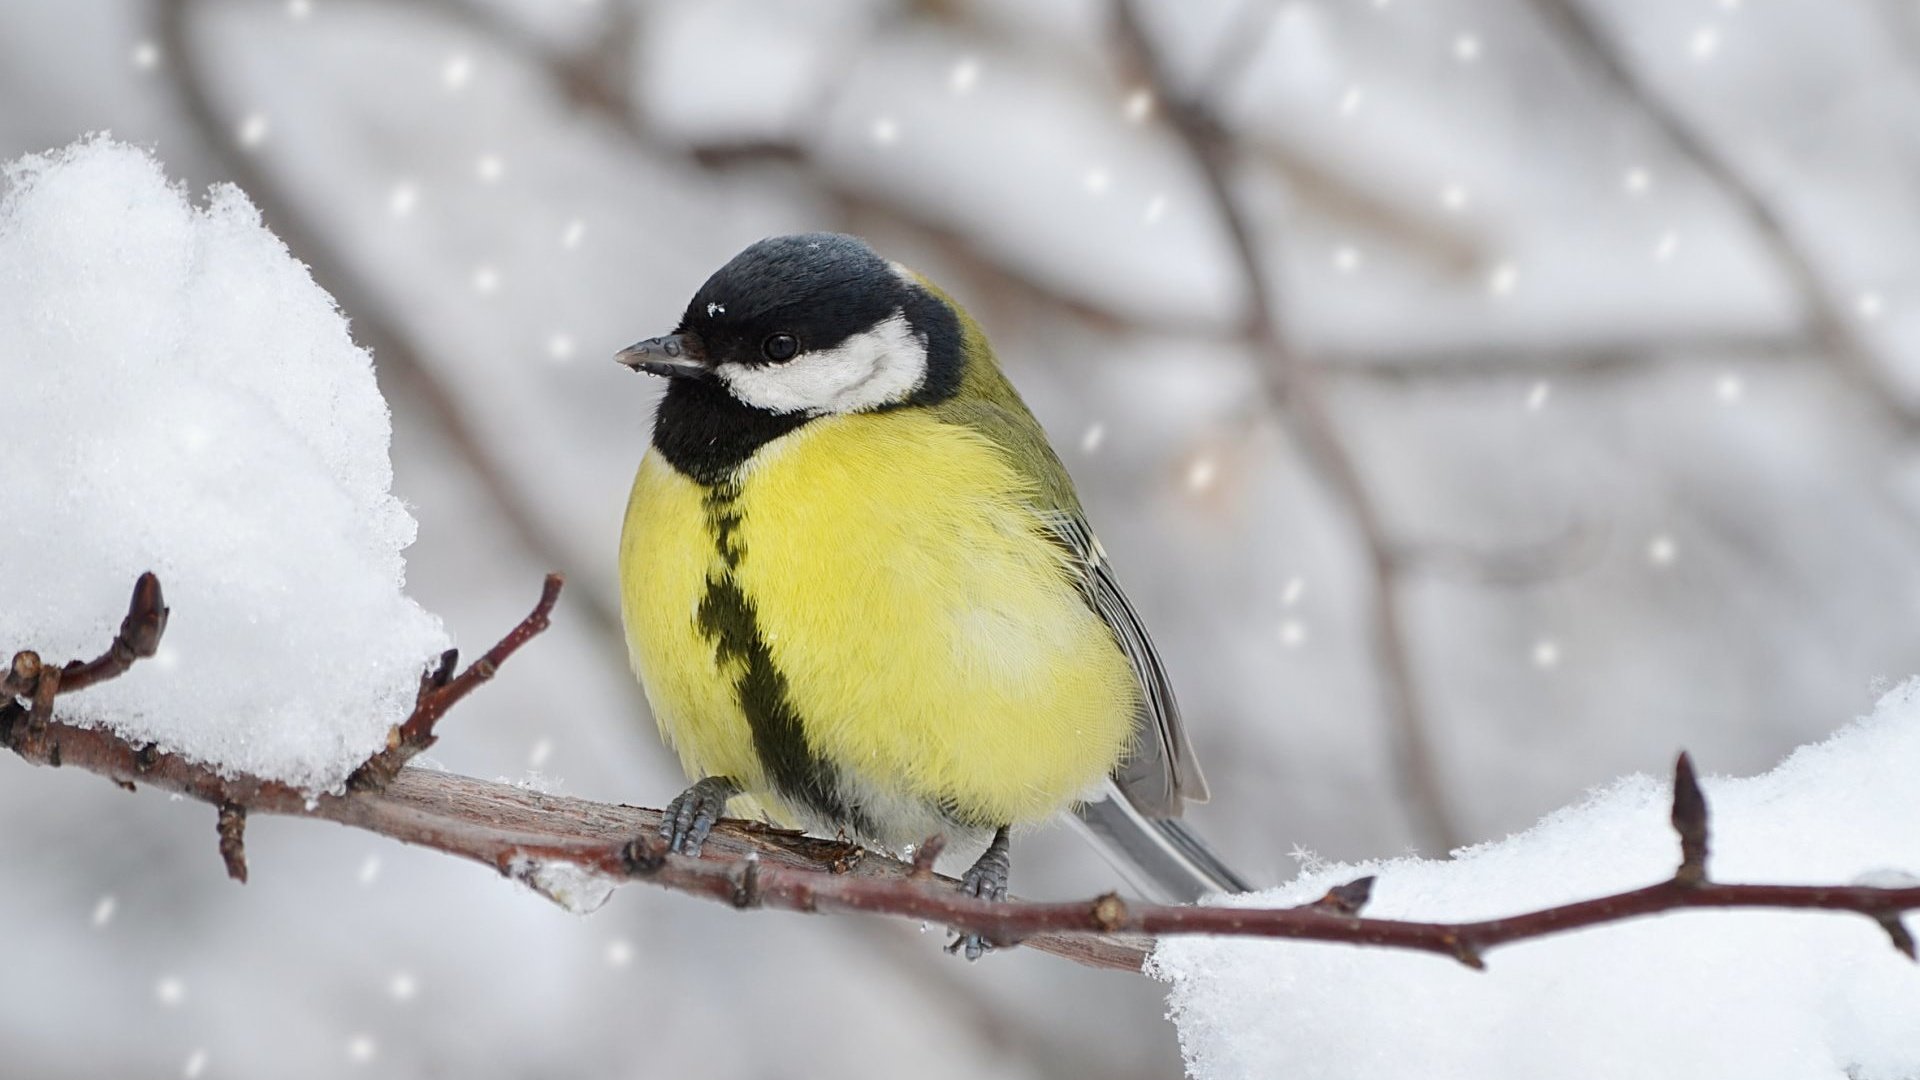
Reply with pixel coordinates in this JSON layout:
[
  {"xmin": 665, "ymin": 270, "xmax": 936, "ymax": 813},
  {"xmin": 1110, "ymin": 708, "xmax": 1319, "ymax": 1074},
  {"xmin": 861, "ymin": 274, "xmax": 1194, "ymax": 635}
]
[
  {"xmin": 1043, "ymin": 512, "xmax": 1209, "ymax": 817},
  {"xmin": 1069, "ymin": 780, "xmax": 1250, "ymax": 901}
]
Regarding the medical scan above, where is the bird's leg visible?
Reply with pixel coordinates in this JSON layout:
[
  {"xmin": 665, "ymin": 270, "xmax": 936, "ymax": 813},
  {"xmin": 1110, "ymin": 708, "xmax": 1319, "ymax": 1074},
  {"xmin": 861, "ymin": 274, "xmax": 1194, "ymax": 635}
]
[
  {"xmin": 950, "ymin": 825, "xmax": 1011, "ymax": 961},
  {"xmin": 659, "ymin": 776, "xmax": 739, "ymax": 856}
]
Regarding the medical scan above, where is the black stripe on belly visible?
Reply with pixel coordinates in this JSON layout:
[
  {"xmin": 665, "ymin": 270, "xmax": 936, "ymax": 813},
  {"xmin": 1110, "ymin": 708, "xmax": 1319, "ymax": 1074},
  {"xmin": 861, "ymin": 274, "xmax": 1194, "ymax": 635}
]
[{"xmin": 695, "ymin": 491, "xmax": 871, "ymax": 836}]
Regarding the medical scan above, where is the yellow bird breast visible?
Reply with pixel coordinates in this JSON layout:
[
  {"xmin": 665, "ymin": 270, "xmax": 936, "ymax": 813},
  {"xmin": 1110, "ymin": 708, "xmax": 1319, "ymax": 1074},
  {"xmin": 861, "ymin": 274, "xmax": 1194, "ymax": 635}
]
[{"xmin": 619, "ymin": 410, "xmax": 1139, "ymax": 845}]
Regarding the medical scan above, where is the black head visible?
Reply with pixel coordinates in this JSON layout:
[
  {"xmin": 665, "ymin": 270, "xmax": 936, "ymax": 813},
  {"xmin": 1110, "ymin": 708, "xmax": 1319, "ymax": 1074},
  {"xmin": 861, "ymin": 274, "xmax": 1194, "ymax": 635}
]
[{"xmin": 617, "ymin": 233, "xmax": 962, "ymax": 417}]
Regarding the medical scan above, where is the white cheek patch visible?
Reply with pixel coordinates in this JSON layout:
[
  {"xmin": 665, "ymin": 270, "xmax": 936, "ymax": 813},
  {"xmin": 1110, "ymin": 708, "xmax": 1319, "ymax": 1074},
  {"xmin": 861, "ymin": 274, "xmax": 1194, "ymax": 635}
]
[{"xmin": 718, "ymin": 310, "xmax": 928, "ymax": 415}]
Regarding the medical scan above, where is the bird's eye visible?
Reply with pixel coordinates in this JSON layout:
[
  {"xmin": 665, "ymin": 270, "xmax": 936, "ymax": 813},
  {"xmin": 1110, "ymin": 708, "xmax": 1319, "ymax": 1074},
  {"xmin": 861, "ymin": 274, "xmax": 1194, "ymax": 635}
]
[{"xmin": 762, "ymin": 333, "xmax": 800, "ymax": 362}]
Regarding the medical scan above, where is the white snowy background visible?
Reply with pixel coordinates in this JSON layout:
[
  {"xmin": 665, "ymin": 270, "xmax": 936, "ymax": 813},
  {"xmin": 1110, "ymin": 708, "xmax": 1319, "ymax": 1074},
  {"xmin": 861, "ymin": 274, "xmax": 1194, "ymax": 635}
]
[{"xmin": 5, "ymin": 1, "xmax": 1920, "ymax": 1078}]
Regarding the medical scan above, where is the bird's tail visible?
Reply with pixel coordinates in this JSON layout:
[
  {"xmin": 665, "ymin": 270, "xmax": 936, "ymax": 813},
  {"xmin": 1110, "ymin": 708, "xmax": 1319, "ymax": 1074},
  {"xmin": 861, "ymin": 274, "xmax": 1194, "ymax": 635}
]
[{"xmin": 1069, "ymin": 780, "xmax": 1252, "ymax": 903}]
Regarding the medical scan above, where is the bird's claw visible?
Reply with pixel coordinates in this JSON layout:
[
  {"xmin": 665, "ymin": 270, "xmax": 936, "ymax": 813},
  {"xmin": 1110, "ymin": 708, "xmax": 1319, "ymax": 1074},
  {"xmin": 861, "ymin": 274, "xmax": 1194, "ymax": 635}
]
[
  {"xmin": 949, "ymin": 826, "xmax": 1011, "ymax": 961},
  {"xmin": 659, "ymin": 776, "xmax": 738, "ymax": 856}
]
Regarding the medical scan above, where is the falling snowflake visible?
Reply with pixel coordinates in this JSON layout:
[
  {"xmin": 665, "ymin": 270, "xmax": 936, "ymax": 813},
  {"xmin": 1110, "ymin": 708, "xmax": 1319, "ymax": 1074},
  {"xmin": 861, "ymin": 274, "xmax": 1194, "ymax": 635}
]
[
  {"xmin": 561, "ymin": 218, "xmax": 586, "ymax": 249},
  {"xmin": 870, "ymin": 117, "xmax": 899, "ymax": 145},
  {"xmin": 1142, "ymin": 195, "xmax": 1168, "ymax": 225},
  {"xmin": 547, "ymin": 333, "xmax": 575, "ymax": 362},
  {"xmin": 388, "ymin": 182, "xmax": 419, "ymax": 219},
  {"xmin": 1647, "ymin": 534, "xmax": 1678, "ymax": 567},
  {"xmin": 471, "ymin": 265, "xmax": 500, "ymax": 294},
  {"xmin": 1083, "ymin": 168, "xmax": 1111, "ymax": 195},
  {"xmin": 1531, "ymin": 639, "xmax": 1561, "ymax": 669},
  {"xmin": 442, "ymin": 53, "xmax": 473, "ymax": 91},
  {"xmin": 1623, "ymin": 166, "xmax": 1652, "ymax": 194},
  {"xmin": 1339, "ymin": 86, "xmax": 1364, "ymax": 117},
  {"xmin": 1279, "ymin": 620, "xmax": 1308, "ymax": 648},
  {"xmin": 91, "ymin": 894, "xmax": 117, "ymax": 928},
  {"xmin": 1857, "ymin": 292, "xmax": 1885, "ymax": 320},
  {"xmin": 1186, "ymin": 456, "xmax": 1217, "ymax": 493},
  {"xmin": 1439, "ymin": 183, "xmax": 1469, "ymax": 213},
  {"xmin": 1526, "ymin": 381, "xmax": 1551, "ymax": 412},
  {"xmin": 389, "ymin": 970, "xmax": 419, "ymax": 1001},
  {"xmin": 949, "ymin": 57, "xmax": 980, "ymax": 95},
  {"xmin": 236, "ymin": 114, "xmax": 269, "ymax": 149},
  {"xmin": 1488, "ymin": 262, "xmax": 1518, "ymax": 297},
  {"xmin": 1452, "ymin": 33, "xmax": 1481, "ymax": 63},
  {"xmin": 476, "ymin": 154, "xmax": 504, "ymax": 182},
  {"xmin": 606, "ymin": 939, "xmax": 634, "ymax": 967},
  {"xmin": 346, "ymin": 1035, "xmax": 377, "ymax": 1065},
  {"xmin": 132, "ymin": 41, "xmax": 160, "ymax": 70},
  {"xmin": 1690, "ymin": 26, "xmax": 1720, "ymax": 61},
  {"xmin": 155, "ymin": 976, "xmax": 186, "ymax": 1006},
  {"xmin": 1124, "ymin": 88, "xmax": 1153, "ymax": 123},
  {"xmin": 1332, "ymin": 245, "xmax": 1361, "ymax": 273},
  {"xmin": 358, "ymin": 854, "xmax": 381, "ymax": 886},
  {"xmin": 1653, "ymin": 231, "xmax": 1679, "ymax": 262}
]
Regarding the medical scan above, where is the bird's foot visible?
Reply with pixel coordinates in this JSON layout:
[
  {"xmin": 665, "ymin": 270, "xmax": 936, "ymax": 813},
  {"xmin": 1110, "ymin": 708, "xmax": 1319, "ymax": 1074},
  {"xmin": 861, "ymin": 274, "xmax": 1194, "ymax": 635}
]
[
  {"xmin": 948, "ymin": 825, "xmax": 1011, "ymax": 961},
  {"xmin": 659, "ymin": 776, "xmax": 738, "ymax": 856}
]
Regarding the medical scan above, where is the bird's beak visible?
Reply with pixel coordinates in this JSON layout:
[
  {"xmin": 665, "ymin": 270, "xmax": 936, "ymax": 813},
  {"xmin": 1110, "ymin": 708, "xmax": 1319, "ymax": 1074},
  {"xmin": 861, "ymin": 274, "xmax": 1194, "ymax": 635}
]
[{"xmin": 615, "ymin": 333, "xmax": 710, "ymax": 379}]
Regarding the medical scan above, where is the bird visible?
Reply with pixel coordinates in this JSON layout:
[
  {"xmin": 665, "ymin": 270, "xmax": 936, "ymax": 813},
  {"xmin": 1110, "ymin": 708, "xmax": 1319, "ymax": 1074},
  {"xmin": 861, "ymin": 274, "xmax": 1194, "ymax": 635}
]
[{"xmin": 615, "ymin": 233, "xmax": 1247, "ymax": 956}]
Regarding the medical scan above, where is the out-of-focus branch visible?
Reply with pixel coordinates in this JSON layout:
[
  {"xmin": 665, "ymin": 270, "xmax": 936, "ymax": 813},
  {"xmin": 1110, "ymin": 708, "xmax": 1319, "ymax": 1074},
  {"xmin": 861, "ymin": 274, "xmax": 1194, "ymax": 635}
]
[
  {"xmin": 10, "ymin": 598, "xmax": 1916, "ymax": 972},
  {"xmin": 1197, "ymin": 0, "xmax": 1283, "ymax": 103},
  {"xmin": 1110, "ymin": 0, "xmax": 1462, "ymax": 853},
  {"xmin": 384, "ymin": 0, "xmax": 1191, "ymax": 337},
  {"xmin": 1396, "ymin": 515, "xmax": 1605, "ymax": 589},
  {"xmin": 1321, "ymin": 331, "xmax": 1812, "ymax": 383},
  {"xmin": 1524, "ymin": 0, "xmax": 1920, "ymax": 434},
  {"xmin": 400, "ymin": 0, "xmax": 1486, "ymax": 332},
  {"xmin": 1880, "ymin": 0, "xmax": 1920, "ymax": 79}
]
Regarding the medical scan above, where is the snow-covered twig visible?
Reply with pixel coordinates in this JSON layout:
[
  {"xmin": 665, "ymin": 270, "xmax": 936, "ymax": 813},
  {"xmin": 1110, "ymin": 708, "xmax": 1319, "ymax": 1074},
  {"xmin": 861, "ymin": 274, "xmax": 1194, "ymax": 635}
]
[{"xmin": 8, "ymin": 575, "xmax": 1920, "ymax": 978}]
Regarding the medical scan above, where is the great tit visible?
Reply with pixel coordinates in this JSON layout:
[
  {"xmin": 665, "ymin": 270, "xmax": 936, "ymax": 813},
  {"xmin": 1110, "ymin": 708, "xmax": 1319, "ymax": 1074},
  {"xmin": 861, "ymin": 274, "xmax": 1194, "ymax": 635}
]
[{"xmin": 616, "ymin": 233, "xmax": 1247, "ymax": 955}]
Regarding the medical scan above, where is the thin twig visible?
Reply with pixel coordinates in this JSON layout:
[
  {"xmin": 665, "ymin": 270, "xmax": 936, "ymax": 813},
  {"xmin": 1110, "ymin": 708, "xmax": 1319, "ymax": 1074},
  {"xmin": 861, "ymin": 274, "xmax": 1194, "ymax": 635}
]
[
  {"xmin": 351, "ymin": 574, "xmax": 564, "ymax": 790},
  {"xmin": 217, "ymin": 801, "xmax": 248, "ymax": 883},
  {"xmin": 1110, "ymin": 0, "xmax": 1462, "ymax": 852},
  {"xmin": 1671, "ymin": 751, "xmax": 1709, "ymax": 887}
]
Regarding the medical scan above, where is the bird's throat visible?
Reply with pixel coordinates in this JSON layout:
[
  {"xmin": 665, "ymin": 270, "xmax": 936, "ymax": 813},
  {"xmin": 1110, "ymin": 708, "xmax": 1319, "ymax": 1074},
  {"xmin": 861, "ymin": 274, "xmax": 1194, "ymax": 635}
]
[{"xmin": 650, "ymin": 377, "xmax": 816, "ymax": 486}]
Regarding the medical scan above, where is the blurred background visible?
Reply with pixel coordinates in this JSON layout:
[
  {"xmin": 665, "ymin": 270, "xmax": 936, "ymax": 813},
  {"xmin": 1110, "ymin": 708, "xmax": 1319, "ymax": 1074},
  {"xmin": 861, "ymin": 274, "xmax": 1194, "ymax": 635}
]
[{"xmin": 7, "ymin": 0, "xmax": 1920, "ymax": 1076}]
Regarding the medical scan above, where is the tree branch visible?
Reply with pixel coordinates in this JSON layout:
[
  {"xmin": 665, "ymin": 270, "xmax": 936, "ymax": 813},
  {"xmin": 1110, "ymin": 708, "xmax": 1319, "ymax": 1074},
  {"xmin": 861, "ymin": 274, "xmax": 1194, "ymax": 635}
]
[{"xmin": 10, "ymin": 576, "xmax": 1920, "ymax": 977}]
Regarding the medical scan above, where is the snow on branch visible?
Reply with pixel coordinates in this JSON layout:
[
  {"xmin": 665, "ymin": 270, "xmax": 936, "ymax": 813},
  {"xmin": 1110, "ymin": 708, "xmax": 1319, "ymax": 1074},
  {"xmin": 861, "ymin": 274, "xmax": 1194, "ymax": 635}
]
[{"xmin": 7, "ymin": 575, "xmax": 1919, "ymax": 980}]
